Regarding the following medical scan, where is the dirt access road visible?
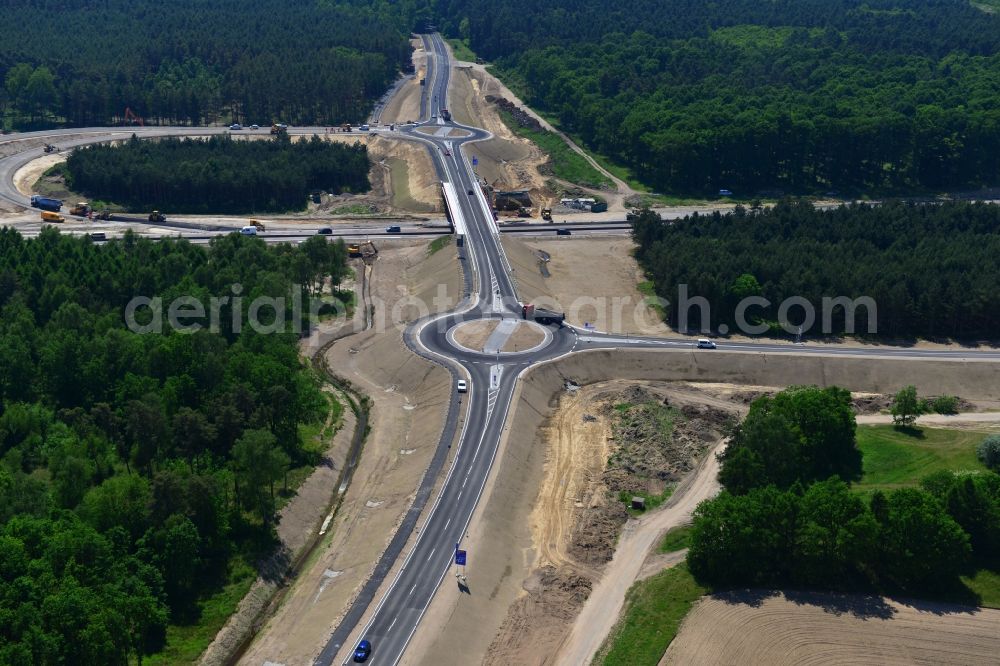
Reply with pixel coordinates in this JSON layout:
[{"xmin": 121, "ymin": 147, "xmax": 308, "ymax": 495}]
[{"xmin": 552, "ymin": 426, "xmax": 726, "ymax": 666}]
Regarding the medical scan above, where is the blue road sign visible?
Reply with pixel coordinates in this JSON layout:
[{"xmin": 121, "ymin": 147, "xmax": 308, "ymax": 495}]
[
  {"xmin": 455, "ymin": 549, "xmax": 467, "ymax": 566},
  {"xmin": 472, "ymin": 156, "xmax": 478, "ymax": 166}
]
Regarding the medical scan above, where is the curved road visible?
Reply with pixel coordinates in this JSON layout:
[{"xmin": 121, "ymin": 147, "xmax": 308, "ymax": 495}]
[
  {"xmin": 317, "ymin": 31, "xmax": 1000, "ymax": 666},
  {"xmin": 4, "ymin": 32, "xmax": 1000, "ymax": 666}
]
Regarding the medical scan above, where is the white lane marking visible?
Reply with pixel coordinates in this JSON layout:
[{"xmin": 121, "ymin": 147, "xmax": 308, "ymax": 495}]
[
  {"xmin": 426, "ymin": 547, "xmax": 436, "ymax": 562},
  {"xmin": 444, "ymin": 517, "xmax": 451, "ymax": 530},
  {"xmin": 409, "ymin": 584, "xmax": 416, "ymax": 596},
  {"xmin": 389, "ymin": 617, "xmax": 397, "ymax": 631}
]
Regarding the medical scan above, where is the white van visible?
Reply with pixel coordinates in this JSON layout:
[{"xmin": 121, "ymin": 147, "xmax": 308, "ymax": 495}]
[
  {"xmin": 239, "ymin": 226, "xmax": 257, "ymax": 236},
  {"xmin": 696, "ymin": 338, "xmax": 716, "ymax": 349}
]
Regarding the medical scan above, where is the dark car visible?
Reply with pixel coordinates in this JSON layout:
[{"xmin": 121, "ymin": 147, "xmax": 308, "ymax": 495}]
[
  {"xmin": 385, "ymin": 225, "xmax": 401, "ymax": 233},
  {"xmin": 467, "ymin": 188, "xmax": 474, "ymax": 195},
  {"xmin": 353, "ymin": 639, "xmax": 372, "ymax": 662},
  {"xmin": 556, "ymin": 228, "xmax": 571, "ymax": 235},
  {"xmin": 88, "ymin": 232, "xmax": 107, "ymax": 241},
  {"xmin": 318, "ymin": 227, "xmax": 332, "ymax": 235}
]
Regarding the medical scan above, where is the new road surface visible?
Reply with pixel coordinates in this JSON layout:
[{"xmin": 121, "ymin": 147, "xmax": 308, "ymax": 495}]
[{"xmin": 3, "ymin": 32, "xmax": 1000, "ymax": 666}]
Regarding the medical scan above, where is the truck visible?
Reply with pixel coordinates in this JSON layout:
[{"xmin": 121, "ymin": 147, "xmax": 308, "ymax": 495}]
[
  {"xmin": 440, "ymin": 108, "xmax": 451, "ymax": 121},
  {"xmin": 541, "ymin": 207, "xmax": 552, "ymax": 221},
  {"xmin": 521, "ymin": 303, "xmax": 565, "ymax": 326},
  {"xmin": 30, "ymin": 195, "xmax": 62, "ymax": 212},
  {"xmin": 40, "ymin": 210, "xmax": 65, "ymax": 223},
  {"xmin": 248, "ymin": 219, "xmax": 266, "ymax": 232},
  {"xmin": 270, "ymin": 123, "xmax": 288, "ymax": 135},
  {"xmin": 149, "ymin": 210, "xmax": 166, "ymax": 223}
]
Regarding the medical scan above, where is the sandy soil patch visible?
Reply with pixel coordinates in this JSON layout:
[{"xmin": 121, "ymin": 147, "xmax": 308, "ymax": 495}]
[
  {"xmin": 503, "ymin": 321, "xmax": 544, "ymax": 352},
  {"xmin": 14, "ymin": 154, "xmax": 65, "ymax": 196},
  {"xmin": 406, "ymin": 374, "xmax": 739, "ymax": 666},
  {"xmin": 452, "ymin": 319, "xmax": 496, "ymax": 350},
  {"xmin": 379, "ymin": 38, "xmax": 426, "ymax": 125},
  {"xmin": 502, "ymin": 235, "xmax": 670, "ymax": 335},
  {"xmin": 447, "ymin": 65, "xmax": 552, "ymax": 203},
  {"xmin": 662, "ymin": 591, "xmax": 1000, "ymax": 666},
  {"xmin": 452, "ymin": 319, "xmax": 545, "ymax": 352},
  {"xmin": 238, "ymin": 240, "xmax": 461, "ymax": 666}
]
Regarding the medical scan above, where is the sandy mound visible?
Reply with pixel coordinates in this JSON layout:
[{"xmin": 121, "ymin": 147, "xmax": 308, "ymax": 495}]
[{"xmin": 663, "ymin": 591, "xmax": 1000, "ymax": 666}]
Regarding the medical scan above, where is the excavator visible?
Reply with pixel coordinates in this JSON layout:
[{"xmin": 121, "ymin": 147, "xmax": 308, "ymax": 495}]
[
  {"xmin": 270, "ymin": 123, "xmax": 288, "ymax": 135},
  {"xmin": 124, "ymin": 107, "xmax": 144, "ymax": 126},
  {"xmin": 249, "ymin": 219, "xmax": 266, "ymax": 232},
  {"xmin": 149, "ymin": 210, "xmax": 166, "ymax": 223}
]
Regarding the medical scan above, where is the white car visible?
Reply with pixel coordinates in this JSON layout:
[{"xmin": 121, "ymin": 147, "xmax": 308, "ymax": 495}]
[
  {"xmin": 239, "ymin": 226, "xmax": 257, "ymax": 236},
  {"xmin": 250, "ymin": 124, "xmax": 260, "ymax": 130},
  {"xmin": 696, "ymin": 338, "xmax": 716, "ymax": 349},
  {"xmin": 456, "ymin": 379, "xmax": 468, "ymax": 393},
  {"xmin": 229, "ymin": 123, "xmax": 242, "ymax": 130}
]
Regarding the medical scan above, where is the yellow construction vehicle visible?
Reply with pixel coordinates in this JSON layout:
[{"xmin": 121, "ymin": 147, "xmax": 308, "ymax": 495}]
[
  {"xmin": 541, "ymin": 207, "xmax": 552, "ymax": 221},
  {"xmin": 517, "ymin": 206, "xmax": 532, "ymax": 217},
  {"xmin": 270, "ymin": 123, "xmax": 288, "ymax": 135},
  {"xmin": 149, "ymin": 210, "xmax": 166, "ymax": 223},
  {"xmin": 359, "ymin": 240, "xmax": 378, "ymax": 263},
  {"xmin": 41, "ymin": 211, "xmax": 64, "ymax": 223},
  {"xmin": 249, "ymin": 219, "xmax": 266, "ymax": 232},
  {"xmin": 347, "ymin": 243, "xmax": 362, "ymax": 258},
  {"xmin": 69, "ymin": 202, "xmax": 91, "ymax": 217}
]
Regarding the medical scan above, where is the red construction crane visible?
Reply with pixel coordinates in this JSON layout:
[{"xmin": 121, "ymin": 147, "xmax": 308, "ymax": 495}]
[{"xmin": 124, "ymin": 107, "xmax": 144, "ymax": 126}]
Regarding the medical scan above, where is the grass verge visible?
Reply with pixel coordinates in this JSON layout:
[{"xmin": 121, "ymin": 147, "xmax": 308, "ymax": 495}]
[
  {"xmin": 386, "ymin": 156, "xmax": 434, "ymax": 213},
  {"xmin": 962, "ymin": 568, "xmax": 1000, "ymax": 608},
  {"xmin": 592, "ymin": 562, "xmax": 707, "ymax": 666},
  {"xmin": 659, "ymin": 524, "xmax": 693, "ymax": 553},
  {"xmin": 427, "ymin": 235, "xmax": 452, "ymax": 255},
  {"xmin": 446, "ymin": 38, "xmax": 477, "ymax": 62},
  {"xmin": 855, "ymin": 425, "xmax": 988, "ymax": 491},
  {"xmin": 637, "ymin": 280, "xmax": 666, "ymax": 322},
  {"xmin": 495, "ymin": 109, "xmax": 612, "ymax": 190},
  {"xmin": 144, "ymin": 557, "xmax": 256, "ymax": 665}
]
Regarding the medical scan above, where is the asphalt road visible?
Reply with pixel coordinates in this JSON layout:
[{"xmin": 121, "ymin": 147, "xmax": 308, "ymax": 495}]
[
  {"xmin": 316, "ymin": 32, "xmax": 1000, "ymax": 666},
  {"xmin": 4, "ymin": 31, "xmax": 1000, "ymax": 666}
]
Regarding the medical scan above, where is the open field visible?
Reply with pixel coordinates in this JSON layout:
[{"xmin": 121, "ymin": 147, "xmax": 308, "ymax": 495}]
[
  {"xmin": 856, "ymin": 425, "xmax": 989, "ymax": 491},
  {"xmin": 662, "ymin": 590, "xmax": 1000, "ymax": 666}
]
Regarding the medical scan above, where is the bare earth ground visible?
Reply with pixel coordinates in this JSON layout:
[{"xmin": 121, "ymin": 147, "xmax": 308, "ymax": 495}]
[
  {"xmin": 446, "ymin": 44, "xmax": 636, "ymax": 213},
  {"xmin": 405, "ymin": 377, "xmax": 742, "ymax": 666},
  {"xmin": 447, "ymin": 65, "xmax": 553, "ymax": 206},
  {"xmin": 452, "ymin": 319, "xmax": 545, "ymax": 352},
  {"xmin": 379, "ymin": 38, "xmax": 427, "ymax": 126},
  {"xmin": 662, "ymin": 591, "xmax": 1000, "ymax": 666},
  {"xmin": 236, "ymin": 240, "xmax": 462, "ymax": 666},
  {"xmin": 501, "ymin": 235, "xmax": 670, "ymax": 335}
]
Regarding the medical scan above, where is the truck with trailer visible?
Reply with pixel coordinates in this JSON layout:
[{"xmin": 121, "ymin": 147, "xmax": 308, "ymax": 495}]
[
  {"xmin": 440, "ymin": 108, "xmax": 452, "ymax": 121},
  {"xmin": 521, "ymin": 303, "xmax": 565, "ymax": 326},
  {"xmin": 30, "ymin": 195, "xmax": 62, "ymax": 212}
]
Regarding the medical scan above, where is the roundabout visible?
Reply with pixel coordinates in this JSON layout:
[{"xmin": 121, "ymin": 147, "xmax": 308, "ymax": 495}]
[{"xmin": 447, "ymin": 317, "xmax": 550, "ymax": 356}]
